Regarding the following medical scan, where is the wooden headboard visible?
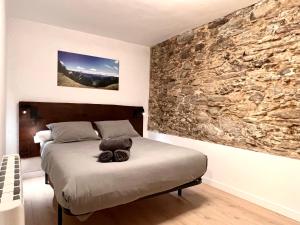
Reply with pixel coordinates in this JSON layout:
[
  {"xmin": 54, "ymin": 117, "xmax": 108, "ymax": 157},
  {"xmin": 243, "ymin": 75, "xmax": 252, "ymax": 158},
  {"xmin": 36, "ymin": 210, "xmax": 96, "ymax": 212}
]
[{"xmin": 19, "ymin": 101, "xmax": 144, "ymax": 158}]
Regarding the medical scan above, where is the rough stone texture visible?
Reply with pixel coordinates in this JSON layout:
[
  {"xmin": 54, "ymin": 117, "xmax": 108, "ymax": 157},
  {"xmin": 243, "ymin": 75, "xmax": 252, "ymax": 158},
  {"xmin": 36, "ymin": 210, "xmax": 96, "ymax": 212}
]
[{"xmin": 148, "ymin": 0, "xmax": 300, "ymax": 159}]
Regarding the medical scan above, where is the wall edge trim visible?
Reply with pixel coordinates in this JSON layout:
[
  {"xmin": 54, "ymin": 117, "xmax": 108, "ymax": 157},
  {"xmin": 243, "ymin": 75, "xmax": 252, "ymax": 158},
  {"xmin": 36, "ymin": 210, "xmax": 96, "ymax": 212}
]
[{"xmin": 202, "ymin": 177, "xmax": 300, "ymax": 222}]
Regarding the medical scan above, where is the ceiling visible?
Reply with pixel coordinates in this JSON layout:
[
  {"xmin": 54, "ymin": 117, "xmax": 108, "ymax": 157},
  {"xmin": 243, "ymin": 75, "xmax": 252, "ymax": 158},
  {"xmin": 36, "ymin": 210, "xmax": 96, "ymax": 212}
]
[{"xmin": 7, "ymin": 0, "xmax": 259, "ymax": 46}]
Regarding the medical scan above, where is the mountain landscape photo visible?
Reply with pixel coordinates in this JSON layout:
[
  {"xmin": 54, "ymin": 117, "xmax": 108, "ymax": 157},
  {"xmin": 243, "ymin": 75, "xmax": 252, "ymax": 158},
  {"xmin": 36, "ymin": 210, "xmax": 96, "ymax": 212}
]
[{"xmin": 57, "ymin": 51, "xmax": 119, "ymax": 90}]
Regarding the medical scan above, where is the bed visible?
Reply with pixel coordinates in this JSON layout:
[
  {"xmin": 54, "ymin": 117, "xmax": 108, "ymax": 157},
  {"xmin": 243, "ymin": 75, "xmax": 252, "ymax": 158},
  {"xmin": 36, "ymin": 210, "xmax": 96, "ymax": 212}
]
[{"xmin": 19, "ymin": 102, "xmax": 208, "ymax": 225}]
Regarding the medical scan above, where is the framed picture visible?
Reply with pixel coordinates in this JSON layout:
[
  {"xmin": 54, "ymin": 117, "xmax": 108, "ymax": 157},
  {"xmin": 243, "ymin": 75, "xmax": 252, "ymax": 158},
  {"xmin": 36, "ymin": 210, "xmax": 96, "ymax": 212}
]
[{"xmin": 57, "ymin": 51, "xmax": 119, "ymax": 90}]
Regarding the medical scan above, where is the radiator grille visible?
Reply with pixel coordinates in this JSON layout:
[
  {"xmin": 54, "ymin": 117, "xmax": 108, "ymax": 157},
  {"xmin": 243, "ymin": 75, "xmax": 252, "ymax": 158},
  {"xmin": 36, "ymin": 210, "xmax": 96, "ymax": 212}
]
[{"xmin": 0, "ymin": 154, "xmax": 22, "ymax": 206}]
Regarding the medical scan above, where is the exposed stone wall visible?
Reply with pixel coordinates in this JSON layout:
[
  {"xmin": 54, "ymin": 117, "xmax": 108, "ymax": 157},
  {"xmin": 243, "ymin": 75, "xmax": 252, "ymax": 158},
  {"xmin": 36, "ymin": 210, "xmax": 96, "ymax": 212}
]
[{"xmin": 148, "ymin": 0, "xmax": 300, "ymax": 159}]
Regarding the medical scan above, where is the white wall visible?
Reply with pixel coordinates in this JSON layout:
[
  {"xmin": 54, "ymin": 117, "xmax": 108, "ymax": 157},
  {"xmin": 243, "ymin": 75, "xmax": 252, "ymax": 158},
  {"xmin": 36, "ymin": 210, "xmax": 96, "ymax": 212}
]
[
  {"xmin": 147, "ymin": 130, "xmax": 300, "ymax": 222},
  {"xmin": 6, "ymin": 18, "xmax": 150, "ymax": 154},
  {"xmin": 6, "ymin": 16, "xmax": 300, "ymax": 223},
  {"xmin": 0, "ymin": 0, "xmax": 6, "ymax": 156}
]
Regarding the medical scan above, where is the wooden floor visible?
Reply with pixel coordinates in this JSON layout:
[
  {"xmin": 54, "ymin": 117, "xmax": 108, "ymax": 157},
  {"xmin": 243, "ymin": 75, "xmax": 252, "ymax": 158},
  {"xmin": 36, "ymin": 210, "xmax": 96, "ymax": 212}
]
[{"xmin": 24, "ymin": 176, "xmax": 299, "ymax": 225}]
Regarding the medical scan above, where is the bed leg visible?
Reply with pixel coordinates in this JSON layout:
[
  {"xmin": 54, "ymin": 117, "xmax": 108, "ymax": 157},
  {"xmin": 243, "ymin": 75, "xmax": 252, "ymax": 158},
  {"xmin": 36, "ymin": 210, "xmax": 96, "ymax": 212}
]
[
  {"xmin": 45, "ymin": 173, "xmax": 49, "ymax": 184},
  {"xmin": 58, "ymin": 204, "xmax": 63, "ymax": 225},
  {"xmin": 178, "ymin": 189, "xmax": 182, "ymax": 197}
]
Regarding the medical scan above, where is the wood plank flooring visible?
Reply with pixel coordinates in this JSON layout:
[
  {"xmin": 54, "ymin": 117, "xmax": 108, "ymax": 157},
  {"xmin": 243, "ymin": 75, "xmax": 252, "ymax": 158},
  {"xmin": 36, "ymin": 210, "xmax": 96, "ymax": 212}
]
[{"xmin": 24, "ymin": 176, "xmax": 299, "ymax": 225}]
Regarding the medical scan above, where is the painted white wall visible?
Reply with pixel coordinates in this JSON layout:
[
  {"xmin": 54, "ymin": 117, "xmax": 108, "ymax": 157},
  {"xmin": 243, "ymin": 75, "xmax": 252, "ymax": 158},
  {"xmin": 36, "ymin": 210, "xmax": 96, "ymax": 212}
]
[
  {"xmin": 147, "ymin": 130, "xmax": 300, "ymax": 222},
  {"xmin": 5, "ymin": 15, "xmax": 300, "ymax": 223},
  {"xmin": 0, "ymin": 0, "xmax": 6, "ymax": 156},
  {"xmin": 5, "ymin": 18, "xmax": 150, "ymax": 154}
]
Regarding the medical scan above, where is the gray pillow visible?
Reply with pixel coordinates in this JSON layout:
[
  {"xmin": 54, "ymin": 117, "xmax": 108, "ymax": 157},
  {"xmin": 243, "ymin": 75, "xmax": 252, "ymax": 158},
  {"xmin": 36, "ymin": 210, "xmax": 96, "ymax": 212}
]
[
  {"xmin": 95, "ymin": 120, "xmax": 140, "ymax": 139},
  {"xmin": 47, "ymin": 121, "xmax": 100, "ymax": 143}
]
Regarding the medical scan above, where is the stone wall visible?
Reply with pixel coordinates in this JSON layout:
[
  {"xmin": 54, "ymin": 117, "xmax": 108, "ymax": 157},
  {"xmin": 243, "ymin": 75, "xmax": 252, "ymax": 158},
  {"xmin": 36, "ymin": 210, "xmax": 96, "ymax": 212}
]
[{"xmin": 148, "ymin": 0, "xmax": 300, "ymax": 159}]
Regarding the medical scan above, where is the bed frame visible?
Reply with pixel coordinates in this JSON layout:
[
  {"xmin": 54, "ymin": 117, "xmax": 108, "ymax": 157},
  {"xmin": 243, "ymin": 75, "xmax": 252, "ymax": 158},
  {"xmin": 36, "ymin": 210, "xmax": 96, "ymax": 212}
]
[
  {"xmin": 45, "ymin": 174, "xmax": 202, "ymax": 225},
  {"xmin": 19, "ymin": 101, "xmax": 203, "ymax": 225}
]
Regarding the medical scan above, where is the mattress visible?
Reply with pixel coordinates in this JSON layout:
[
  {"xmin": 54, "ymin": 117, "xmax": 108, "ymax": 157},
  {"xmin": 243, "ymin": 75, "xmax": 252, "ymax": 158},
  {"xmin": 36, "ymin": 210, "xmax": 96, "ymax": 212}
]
[{"xmin": 41, "ymin": 137, "xmax": 207, "ymax": 215}]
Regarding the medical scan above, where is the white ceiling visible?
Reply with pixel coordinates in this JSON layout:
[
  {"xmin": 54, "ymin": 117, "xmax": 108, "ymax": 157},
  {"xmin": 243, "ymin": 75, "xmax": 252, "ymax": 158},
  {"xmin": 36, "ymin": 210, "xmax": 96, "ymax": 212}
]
[{"xmin": 7, "ymin": 0, "xmax": 259, "ymax": 46}]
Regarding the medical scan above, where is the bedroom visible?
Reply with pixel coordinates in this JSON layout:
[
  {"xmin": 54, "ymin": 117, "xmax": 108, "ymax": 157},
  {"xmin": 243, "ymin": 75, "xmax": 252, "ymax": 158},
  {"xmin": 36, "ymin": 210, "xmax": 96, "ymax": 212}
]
[{"xmin": 0, "ymin": 0, "xmax": 299, "ymax": 224}]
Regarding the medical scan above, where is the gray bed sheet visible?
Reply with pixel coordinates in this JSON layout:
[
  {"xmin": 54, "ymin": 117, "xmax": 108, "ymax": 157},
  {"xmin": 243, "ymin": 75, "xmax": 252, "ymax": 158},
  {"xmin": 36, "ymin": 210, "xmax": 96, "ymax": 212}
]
[{"xmin": 41, "ymin": 137, "xmax": 207, "ymax": 215}]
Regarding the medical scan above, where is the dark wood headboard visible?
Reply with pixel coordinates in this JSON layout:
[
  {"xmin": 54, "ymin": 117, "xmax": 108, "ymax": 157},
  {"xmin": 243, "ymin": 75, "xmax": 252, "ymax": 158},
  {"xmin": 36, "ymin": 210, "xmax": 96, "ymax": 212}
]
[{"xmin": 19, "ymin": 101, "xmax": 144, "ymax": 158}]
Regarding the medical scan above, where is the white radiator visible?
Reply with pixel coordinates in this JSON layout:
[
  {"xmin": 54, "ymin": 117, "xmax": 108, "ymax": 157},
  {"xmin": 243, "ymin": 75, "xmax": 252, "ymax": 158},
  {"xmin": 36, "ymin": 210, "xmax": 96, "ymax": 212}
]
[{"xmin": 0, "ymin": 154, "xmax": 25, "ymax": 225}]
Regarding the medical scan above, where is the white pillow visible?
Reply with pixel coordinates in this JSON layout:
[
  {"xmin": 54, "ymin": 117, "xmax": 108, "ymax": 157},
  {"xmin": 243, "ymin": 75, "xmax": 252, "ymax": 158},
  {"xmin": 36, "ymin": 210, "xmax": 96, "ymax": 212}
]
[
  {"xmin": 34, "ymin": 129, "xmax": 99, "ymax": 143},
  {"xmin": 34, "ymin": 130, "xmax": 52, "ymax": 143}
]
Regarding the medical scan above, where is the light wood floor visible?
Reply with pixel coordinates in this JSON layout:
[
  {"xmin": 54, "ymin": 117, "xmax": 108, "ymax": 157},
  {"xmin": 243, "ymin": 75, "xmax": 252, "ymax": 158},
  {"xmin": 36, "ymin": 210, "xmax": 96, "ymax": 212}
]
[{"xmin": 24, "ymin": 176, "xmax": 299, "ymax": 225}]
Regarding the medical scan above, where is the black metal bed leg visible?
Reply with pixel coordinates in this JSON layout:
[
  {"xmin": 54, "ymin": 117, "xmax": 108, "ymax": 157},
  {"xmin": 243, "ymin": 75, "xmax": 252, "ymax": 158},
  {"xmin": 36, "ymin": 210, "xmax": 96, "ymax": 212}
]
[
  {"xmin": 45, "ymin": 173, "xmax": 49, "ymax": 184},
  {"xmin": 178, "ymin": 189, "xmax": 182, "ymax": 196},
  {"xmin": 58, "ymin": 204, "xmax": 63, "ymax": 225}
]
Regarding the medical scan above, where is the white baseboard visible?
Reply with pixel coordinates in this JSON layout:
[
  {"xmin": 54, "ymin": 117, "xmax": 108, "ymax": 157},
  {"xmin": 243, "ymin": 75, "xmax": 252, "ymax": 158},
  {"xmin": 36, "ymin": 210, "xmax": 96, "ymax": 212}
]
[{"xmin": 202, "ymin": 177, "xmax": 300, "ymax": 222}]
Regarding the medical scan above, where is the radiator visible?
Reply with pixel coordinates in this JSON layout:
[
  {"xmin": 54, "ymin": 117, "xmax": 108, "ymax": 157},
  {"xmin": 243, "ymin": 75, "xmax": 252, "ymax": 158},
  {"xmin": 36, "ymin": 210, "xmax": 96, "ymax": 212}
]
[{"xmin": 0, "ymin": 154, "xmax": 25, "ymax": 225}]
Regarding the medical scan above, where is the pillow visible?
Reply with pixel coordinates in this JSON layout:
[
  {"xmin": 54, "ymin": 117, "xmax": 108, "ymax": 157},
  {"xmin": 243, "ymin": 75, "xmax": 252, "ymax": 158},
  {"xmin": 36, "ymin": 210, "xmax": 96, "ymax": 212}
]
[
  {"xmin": 34, "ymin": 130, "xmax": 52, "ymax": 143},
  {"xmin": 95, "ymin": 120, "xmax": 140, "ymax": 139},
  {"xmin": 47, "ymin": 121, "xmax": 100, "ymax": 143}
]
